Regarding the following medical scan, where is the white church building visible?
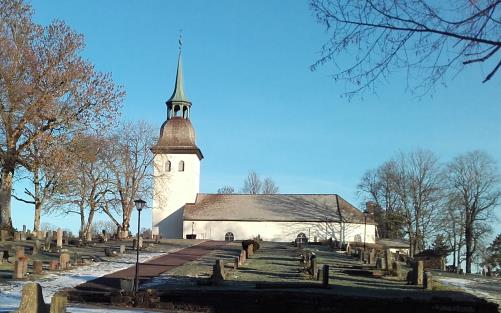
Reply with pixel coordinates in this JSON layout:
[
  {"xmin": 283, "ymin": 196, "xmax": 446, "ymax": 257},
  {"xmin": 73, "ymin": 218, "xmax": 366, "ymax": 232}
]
[{"xmin": 151, "ymin": 51, "xmax": 376, "ymax": 244}]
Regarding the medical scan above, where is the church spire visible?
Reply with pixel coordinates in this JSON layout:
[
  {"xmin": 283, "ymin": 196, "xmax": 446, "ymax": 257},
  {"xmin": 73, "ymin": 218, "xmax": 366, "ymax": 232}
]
[{"xmin": 167, "ymin": 33, "xmax": 190, "ymax": 104}]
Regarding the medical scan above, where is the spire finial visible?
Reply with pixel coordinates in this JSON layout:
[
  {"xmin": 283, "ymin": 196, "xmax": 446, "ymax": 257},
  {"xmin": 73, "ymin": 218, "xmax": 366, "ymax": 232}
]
[{"xmin": 178, "ymin": 30, "xmax": 183, "ymax": 52}]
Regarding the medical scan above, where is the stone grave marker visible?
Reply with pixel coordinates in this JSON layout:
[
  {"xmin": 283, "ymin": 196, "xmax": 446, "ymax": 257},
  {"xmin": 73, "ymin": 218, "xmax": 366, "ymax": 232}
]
[
  {"xmin": 138, "ymin": 236, "xmax": 144, "ymax": 249},
  {"xmin": 384, "ymin": 249, "xmax": 391, "ymax": 273},
  {"xmin": 56, "ymin": 228, "xmax": 63, "ymax": 248},
  {"xmin": 50, "ymin": 292, "xmax": 68, "ymax": 313},
  {"xmin": 133, "ymin": 239, "xmax": 137, "ymax": 250},
  {"xmin": 423, "ymin": 271, "xmax": 433, "ymax": 290},
  {"xmin": 210, "ymin": 259, "xmax": 225, "ymax": 284},
  {"xmin": 16, "ymin": 282, "xmax": 49, "ymax": 313},
  {"xmin": 233, "ymin": 257, "xmax": 239, "ymax": 270},
  {"xmin": 62, "ymin": 231, "xmax": 68, "ymax": 245},
  {"xmin": 33, "ymin": 260, "xmax": 43, "ymax": 275},
  {"xmin": 246, "ymin": 244, "xmax": 254, "ymax": 258},
  {"xmin": 391, "ymin": 261, "xmax": 401, "ymax": 278},
  {"xmin": 120, "ymin": 244, "xmax": 126, "ymax": 254},
  {"xmin": 49, "ymin": 260, "xmax": 59, "ymax": 271},
  {"xmin": 16, "ymin": 246, "xmax": 25, "ymax": 258},
  {"xmin": 14, "ymin": 232, "xmax": 21, "ymax": 241},
  {"xmin": 415, "ymin": 260, "xmax": 424, "ymax": 285},
  {"xmin": 0, "ymin": 229, "xmax": 8, "ymax": 242},
  {"xmin": 60, "ymin": 253, "xmax": 70, "ymax": 270},
  {"xmin": 13, "ymin": 256, "xmax": 29, "ymax": 279},
  {"xmin": 309, "ymin": 254, "xmax": 318, "ymax": 277},
  {"xmin": 322, "ymin": 264, "xmax": 330, "ymax": 287},
  {"xmin": 239, "ymin": 250, "xmax": 246, "ymax": 266},
  {"xmin": 369, "ymin": 249, "xmax": 375, "ymax": 264}
]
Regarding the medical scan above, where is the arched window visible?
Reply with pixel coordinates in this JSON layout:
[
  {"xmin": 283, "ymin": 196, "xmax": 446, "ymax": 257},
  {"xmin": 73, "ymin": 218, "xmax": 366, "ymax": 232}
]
[
  {"xmin": 165, "ymin": 161, "xmax": 171, "ymax": 172},
  {"xmin": 178, "ymin": 160, "xmax": 185, "ymax": 172},
  {"xmin": 182, "ymin": 106, "xmax": 189, "ymax": 119},
  {"xmin": 174, "ymin": 105, "xmax": 181, "ymax": 117},
  {"xmin": 296, "ymin": 232, "xmax": 308, "ymax": 243},
  {"xmin": 225, "ymin": 232, "xmax": 234, "ymax": 242}
]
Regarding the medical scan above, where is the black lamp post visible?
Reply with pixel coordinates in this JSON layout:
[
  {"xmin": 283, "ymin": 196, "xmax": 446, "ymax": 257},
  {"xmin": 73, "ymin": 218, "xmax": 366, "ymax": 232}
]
[
  {"xmin": 363, "ymin": 209, "xmax": 369, "ymax": 252},
  {"xmin": 133, "ymin": 198, "xmax": 146, "ymax": 295}
]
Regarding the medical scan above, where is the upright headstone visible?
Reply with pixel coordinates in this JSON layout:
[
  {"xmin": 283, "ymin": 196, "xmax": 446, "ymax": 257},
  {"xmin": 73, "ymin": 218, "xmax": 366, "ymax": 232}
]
[
  {"xmin": 16, "ymin": 283, "xmax": 48, "ymax": 313},
  {"xmin": 44, "ymin": 235, "xmax": 51, "ymax": 251},
  {"xmin": 423, "ymin": 271, "xmax": 433, "ymax": 290},
  {"xmin": 384, "ymin": 249, "xmax": 391, "ymax": 273},
  {"xmin": 413, "ymin": 261, "xmax": 424, "ymax": 285},
  {"xmin": 50, "ymin": 292, "xmax": 68, "ymax": 313},
  {"xmin": 234, "ymin": 257, "xmax": 239, "ymax": 270},
  {"xmin": 391, "ymin": 261, "xmax": 401, "ymax": 278},
  {"xmin": 16, "ymin": 246, "xmax": 25, "ymax": 258},
  {"xmin": 132, "ymin": 239, "xmax": 137, "ymax": 250},
  {"xmin": 369, "ymin": 249, "xmax": 375, "ymax": 265},
  {"xmin": 310, "ymin": 255, "xmax": 318, "ymax": 277},
  {"xmin": 120, "ymin": 244, "xmax": 126, "ymax": 254},
  {"xmin": 33, "ymin": 260, "xmax": 43, "ymax": 275},
  {"xmin": 59, "ymin": 253, "xmax": 70, "ymax": 270},
  {"xmin": 13, "ymin": 257, "xmax": 28, "ymax": 279},
  {"xmin": 246, "ymin": 244, "xmax": 254, "ymax": 258},
  {"xmin": 56, "ymin": 228, "xmax": 63, "ymax": 248},
  {"xmin": 14, "ymin": 232, "xmax": 21, "ymax": 241},
  {"xmin": 239, "ymin": 250, "xmax": 246, "ymax": 266},
  {"xmin": 62, "ymin": 231, "xmax": 68, "ymax": 245},
  {"xmin": 0, "ymin": 229, "xmax": 8, "ymax": 242},
  {"xmin": 322, "ymin": 264, "xmax": 330, "ymax": 287},
  {"xmin": 138, "ymin": 236, "xmax": 144, "ymax": 249},
  {"xmin": 210, "ymin": 259, "xmax": 225, "ymax": 284}
]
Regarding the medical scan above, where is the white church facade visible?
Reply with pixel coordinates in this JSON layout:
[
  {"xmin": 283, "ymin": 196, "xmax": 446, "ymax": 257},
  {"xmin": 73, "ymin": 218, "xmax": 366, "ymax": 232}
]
[{"xmin": 151, "ymin": 51, "xmax": 376, "ymax": 244}]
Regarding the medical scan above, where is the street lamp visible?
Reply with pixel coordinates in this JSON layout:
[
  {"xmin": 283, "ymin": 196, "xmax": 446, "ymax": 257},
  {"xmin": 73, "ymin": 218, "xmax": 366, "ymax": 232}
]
[
  {"xmin": 133, "ymin": 198, "xmax": 146, "ymax": 295},
  {"xmin": 363, "ymin": 209, "xmax": 369, "ymax": 252}
]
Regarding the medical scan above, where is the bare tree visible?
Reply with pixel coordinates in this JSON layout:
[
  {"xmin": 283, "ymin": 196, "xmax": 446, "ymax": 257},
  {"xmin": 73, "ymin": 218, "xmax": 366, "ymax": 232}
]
[
  {"xmin": 242, "ymin": 171, "xmax": 262, "ymax": 194},
  {"xmin": 106, "ymin": 121, "xmax": 154, "ymax": 237},
  {"xmin": 310, "ymin": 0, "xmax": 501, "ymax": 96},
  {"xmin": 52, "ymin": 134, "xmax": 112, "ymax": 240},
  {"xmin": 217, "ymin": 186, "xmax": 235, "ymax": 194},
  {"xmin": 0, "ymin": 0, "xmax": 124, "ymax": 231},
  {"xmin": 262, "ymin": 177, "xmax": 279, "ymax": 194},
  {"xmin": 445, "ymin": 150, "xmax": 500, "ymax": 273}
]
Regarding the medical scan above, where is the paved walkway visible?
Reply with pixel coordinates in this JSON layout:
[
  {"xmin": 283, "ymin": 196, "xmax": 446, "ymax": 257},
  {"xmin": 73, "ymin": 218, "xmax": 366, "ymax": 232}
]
[{"xmin": 76, "ymin": 240, "xmax": 226, "ymax": 291}]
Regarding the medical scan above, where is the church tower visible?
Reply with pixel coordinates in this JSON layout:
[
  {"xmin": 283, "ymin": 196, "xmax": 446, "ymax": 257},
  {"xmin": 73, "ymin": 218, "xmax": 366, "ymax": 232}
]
[{"xmin": 151, "ymin": 49, "xmax": 203, "ymax": 239}]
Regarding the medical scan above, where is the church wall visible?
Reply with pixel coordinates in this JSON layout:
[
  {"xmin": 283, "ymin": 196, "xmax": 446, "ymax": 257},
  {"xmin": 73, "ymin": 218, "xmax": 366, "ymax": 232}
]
[
  {"xmin": 153, "ymin": 153, "xmax": 200, "ymax": 238},
  {"xmin": 183, "ymin": 220, "xmax": 376, "ymax": 243}
]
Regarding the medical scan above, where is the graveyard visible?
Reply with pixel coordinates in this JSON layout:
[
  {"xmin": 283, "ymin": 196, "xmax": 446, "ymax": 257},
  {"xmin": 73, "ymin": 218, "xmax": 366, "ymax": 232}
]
[{"xmin": 0, "ymin": 229, "xmax": 499, "ymax": 313}]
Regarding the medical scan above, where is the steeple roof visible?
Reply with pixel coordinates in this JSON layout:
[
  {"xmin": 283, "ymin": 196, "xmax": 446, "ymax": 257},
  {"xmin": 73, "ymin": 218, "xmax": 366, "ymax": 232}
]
[{"xmin": 167, "ymin": 52, "xmax": 190, "ymax": 103}]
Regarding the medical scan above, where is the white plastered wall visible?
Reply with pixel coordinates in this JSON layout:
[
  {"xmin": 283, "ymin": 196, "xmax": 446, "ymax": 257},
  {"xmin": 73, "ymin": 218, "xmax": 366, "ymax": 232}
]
[
  {"xmin": 183, "ymin": 220, "xmax": 376, "ymax": 243},
  {"xmin": 152, "ymin": 153, "xmax": 200, "ymax": 238}
]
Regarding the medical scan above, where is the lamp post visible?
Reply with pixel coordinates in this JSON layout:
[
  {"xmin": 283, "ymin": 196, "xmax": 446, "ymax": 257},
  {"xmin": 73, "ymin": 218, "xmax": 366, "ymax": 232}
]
[
  {"xmin": 363, "ymin": 209, "xmax": 369, "ymax": 252},
  {"xmin": 133, "ymin": 198, "xmax": 146, "ymax": 295}
]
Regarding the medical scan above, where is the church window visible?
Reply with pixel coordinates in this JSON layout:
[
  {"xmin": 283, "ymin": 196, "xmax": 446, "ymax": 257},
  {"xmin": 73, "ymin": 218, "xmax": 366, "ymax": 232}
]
[
  {"xmin": 178, "ymin": 160, "xmax": 185, "ymax": 172},
  {"xmin": 225, "ymin": 232, "xmax": 234, "ymax": 242},
  {"xmin": 165, "ymin": 161, "xmax": 171, "ymax": 172},
  {"xmin": 296, "ymin": 232, "xmax": 308, "ymax": 243},
  {"xmin": 183, "ymin": 106, "xmax": 189, "ymax": 119}
]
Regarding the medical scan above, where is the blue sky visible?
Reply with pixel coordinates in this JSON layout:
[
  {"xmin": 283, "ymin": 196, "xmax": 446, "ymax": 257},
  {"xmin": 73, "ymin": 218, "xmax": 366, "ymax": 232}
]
[{"xmin": 11, "ymin": 1, "xmax": 501, "ymax": 238}]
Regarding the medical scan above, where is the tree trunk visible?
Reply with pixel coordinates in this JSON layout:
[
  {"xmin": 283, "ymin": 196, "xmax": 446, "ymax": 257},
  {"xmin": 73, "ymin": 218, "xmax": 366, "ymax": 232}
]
[
  {"xmin": 33, "ymin": 169, "xmax": 42, "ymax": 232},
  {"xmin": 0, "ymin": 166, "xmax": 14, "ymax": 232},
  {"xmin": 465, "ymin": 222, "xmax": 473, "ymax": 274}
]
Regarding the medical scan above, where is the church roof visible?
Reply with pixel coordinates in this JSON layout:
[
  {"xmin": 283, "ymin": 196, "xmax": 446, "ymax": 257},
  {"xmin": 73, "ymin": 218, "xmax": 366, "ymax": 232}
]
[
  {"xmin": 183, "ymin": 194, "xmax": 372, "ymax": 223},
  {"xmin": 167, "ymin": 52, "xmax": 190, "ymax": 104}
]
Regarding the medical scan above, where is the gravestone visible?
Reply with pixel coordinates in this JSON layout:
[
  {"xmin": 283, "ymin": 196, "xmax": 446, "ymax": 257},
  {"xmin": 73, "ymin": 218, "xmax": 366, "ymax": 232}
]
[
  {"xmin": 316, "ymin": 267, "xmax": 323, "ymax": 281},
  {"xmin": 391, "ymin": 261, "xmax": 401, "ymax": 278},
  {"xmin": 346, "ymin": 243, "xmax": 351, "ymax": 255},
  {"xmin": 423, "ymin": 271, "xmax": 433, "ymax": 290},
  {"xmin": 16, "ymin": 282, "xmax": 49, "ymax": 313},
  {"xmin": 369, "ymin": 249, "xmax": 375, "ymax": 265},
  {"xmin": 50, "ymin": 292, "xmax": 68, "ymax": 313},
  {"xmin": 239, "ymin": 250, "xmax": 246, "ymax": 266},
  {"xmin": 412, "ymin": 261, "xmax": 424, "ymax": 285},
  {"xmin": 14, "ymin": 232, "xmax": 21, "ymax": 241},
  {"xmin": 375, "ymin": 257, "xmax": 382, "ymax": 270},
  {"xmin": 49, "ymin": 260, "xmax": 59, "ymax": 271},
  {"xmin": 138, "ymin": 236, "xmax": 144, "ymax": 249},
  {"xmin": 60, "ymin": 253, "xmax": 70, "ymax": 270},
  {"xmin": 384, "ymin": 249, "xmax": 391, "ymax": 273},
  {"xmin": 13, "ymin": 257, "xmax": 29, "ymax": 279},
  {"xmin": 33, "ymin": 260, "xmax": 43, "ymax": 275},
  {"xmin": 322, "ymin": 264, "xmax": 330, "ymax": 287},
  {"xmin": 234, "ymin": 257, "xmax": 239, "ymax": 270},
  {"xmin": 44, "ymin": 236, "xmax": 51, "ymax": 252},
  {"xmin": 210, "ymin": 259, "xmax": 225, "ymax": 284},
  {"xmin": 62, "ymin": 231, "xmax": 68, "ymax": 245},
  {"xmin": 20, "ymin": 230, "xmax": 27, "ymax": 241},
  {"xmin": 120, "ymin": 244, "xmax": 126, "ymax": 254},
  {"xmin": 0, "ymin": 229, "xmax": 8, "ymax": 242},
  {"xmin": 16, "ymin": 246, "xmax": 25, "ymax": 258},
  {"xmin": 56, "ymin": 228, "xmax": 63, "ymax": 248},
  {"xmin": 309, "ymin": 255, "xmax": 317, "ymax": 277},
  {"xmin": 246, "ymin": 244, "xmax": 254, "ymax": 258}
]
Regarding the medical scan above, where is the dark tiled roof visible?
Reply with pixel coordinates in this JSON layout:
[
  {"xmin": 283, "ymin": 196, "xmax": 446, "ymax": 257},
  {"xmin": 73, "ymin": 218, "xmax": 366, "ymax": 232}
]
[{"xmin": 183, "ymin": 194, "xmax": 369, "ymax": 223}]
